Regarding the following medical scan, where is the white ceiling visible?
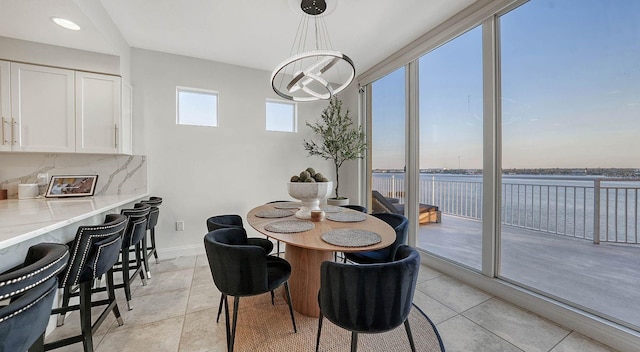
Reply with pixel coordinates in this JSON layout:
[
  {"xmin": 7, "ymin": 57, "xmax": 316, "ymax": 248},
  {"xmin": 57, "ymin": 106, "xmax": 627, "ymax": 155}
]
[{"xmin": 0, "ymin": 0, "xmax": 476, "ymax": 75}]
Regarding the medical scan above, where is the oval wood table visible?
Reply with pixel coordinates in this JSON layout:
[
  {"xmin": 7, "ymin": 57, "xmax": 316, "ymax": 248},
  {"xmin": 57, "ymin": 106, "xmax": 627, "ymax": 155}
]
[{"xmin": 247, "ymin": 203, "xmax": 396, "ymax": 317}]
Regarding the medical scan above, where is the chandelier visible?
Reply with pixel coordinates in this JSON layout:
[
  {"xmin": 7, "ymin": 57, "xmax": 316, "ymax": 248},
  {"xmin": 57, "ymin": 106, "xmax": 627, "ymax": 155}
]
[{"xmin": 270, "ymin": 0, "xmax": 355, "ymax": 102}]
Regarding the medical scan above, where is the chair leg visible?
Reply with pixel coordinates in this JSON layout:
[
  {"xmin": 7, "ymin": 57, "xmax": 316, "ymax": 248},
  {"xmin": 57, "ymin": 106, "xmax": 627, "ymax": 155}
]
[
  {"xmin": 135, "ymin": 243, "xmax": 147, "ymax": 286},
  {"xmin": 283, "ymin": 282, "xmax": 297, "ymax": 333},
  {"xmin": 121, "ymin": 250, "xmax": 133, "ymax": 310},
  {"xmin": 150, "ymin": 228, "xmax": 159, "ymax": 263},
  {"xmin": 271, "ymin": 290, "xmax": 275, "ymax": 305},
  {"xmin": 107, "ymin": 269, "xmax": 124, "ymax": 326},
  {"xmin": 223, "ymin": 296, "xmax": 231, "ymax": 352},
  {"xmin": 315, "ymin": 314, "xmax": 323, "ymax": 352},
  {"xmin": 28, "ymin": 332, "xmax": 45, "ymax": 352},
  {"xmin": 230, "ymin": 296, "xmax": 240, "ymax": 352},
  {"xmin": 56, "ymin": 285, "xmax": 71, "ymax": 326},
  {"xmin": 79, "ymin": 281, "xmax": 94, "ymax": 352},
  {"xmin": 350, "ymin": 332, "xmax": 358, "ymax": 352},
  {"xmin": 404, "ymin": 319, "xmax": 416, "ymax": 352},
  {"xmin": 216, "ymin": 294, "xmax": 225, "ymax": 323},
  {"xmin": 142, "ymin": 236, "xmax": 151, "ymax": 279}
]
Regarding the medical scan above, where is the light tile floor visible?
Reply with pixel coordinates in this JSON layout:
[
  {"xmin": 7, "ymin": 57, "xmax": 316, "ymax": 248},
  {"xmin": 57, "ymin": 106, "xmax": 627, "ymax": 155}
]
[{"xmin": 45, "ymin": 254, "xmax": 619, "ymax": 352}]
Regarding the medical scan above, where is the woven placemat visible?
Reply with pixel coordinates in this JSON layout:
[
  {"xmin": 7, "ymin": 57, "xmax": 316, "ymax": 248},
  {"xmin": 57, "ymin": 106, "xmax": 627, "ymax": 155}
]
[
  {"xmin": 255, "ymin": 209, "xmax": 294, "ymax": 218},
  {"xmin": 320, "ymin": 205, "xmax": 343, "ymax": 213},
  {"xmin": 273, "ymin": 202, "xmax": 302, "ymax": 209},
  {"xmin": 326, "ymin": 212, "xmax": 367, "ymax": 222},
  {"xmin": 321, "ymin": 229, "xmax": 382, "ymax": 247},
  {"xmin": 264, "ymin": 220, "xmax": 314, "ymax": 233}
]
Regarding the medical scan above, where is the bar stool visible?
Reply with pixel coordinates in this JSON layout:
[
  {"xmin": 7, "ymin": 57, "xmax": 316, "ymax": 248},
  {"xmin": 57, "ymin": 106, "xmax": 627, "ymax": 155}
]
[
  {"xmin": 48, "ymin": 214, "xmax": 128, "ymax": 352},
  {"xmin": 0, "ymin": 243, "xmax": 69, "ymax": 352},
  {"xmin": 116, "ymin": 203, "xmax": 151, "ymax": 310},
  {"xmin": 140, "ymin": 196, "xmax": 162, "ymax": 274}
]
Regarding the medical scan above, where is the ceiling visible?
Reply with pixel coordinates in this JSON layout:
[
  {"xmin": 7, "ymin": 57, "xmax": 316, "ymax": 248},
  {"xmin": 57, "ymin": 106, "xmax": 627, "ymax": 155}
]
[{"xmin": 0, "ymin": 0, "xmax": 476, "ymax": 76}]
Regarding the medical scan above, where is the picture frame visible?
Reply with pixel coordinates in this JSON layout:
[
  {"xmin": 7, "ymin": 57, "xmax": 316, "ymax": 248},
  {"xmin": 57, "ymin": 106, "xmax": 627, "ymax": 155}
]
[{"xmin": 45, "ymin": 175, "xmax": 98, "ymax": 198}]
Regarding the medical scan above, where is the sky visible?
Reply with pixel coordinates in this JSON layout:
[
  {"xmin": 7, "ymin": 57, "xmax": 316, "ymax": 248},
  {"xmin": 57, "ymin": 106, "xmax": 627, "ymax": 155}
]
[{"xmin": 371, "ymin": 0, "xmax": 640, "ymax": 170}]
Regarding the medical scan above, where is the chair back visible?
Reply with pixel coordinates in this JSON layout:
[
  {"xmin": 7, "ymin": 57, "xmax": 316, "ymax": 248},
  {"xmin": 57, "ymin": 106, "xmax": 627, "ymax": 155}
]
[
  {"xmin": 141, "ymin": 196, "xmax": 163, "ymax": 207},
  {"xmin": 341, "ymin": 205, "xmax": 367, "ymax": 213},
  {"xmin": 206, "ymin": 214, "xmax": 243, "ymax": 232},
  {"xmin": 204, "ymin": 227, "xmax": 268, "ymax": 296},
  {"xmin": 319, "ymin": 245, "xmax": 420, "ymax": 334},
  {"xmin": 62, "ymin": 214, "xmax": 128, "ymax": 287},
  {"xmin": 0, "ymin": 243, "xmax": 69, "ymax": 352},
  {"xmin": 146, "ymin": 206, "xmax": 160, "ymax": 230},
  {"xmin": 371, "ymin": 212, "xmax": 409, "ymax": 261},
  {"xmin": 121, "ymin": 203, "xmax": 151, "ymax": 248},
  {"xmin": 371, "ymin": 190, "xmax": 401, "ymax": 214}
]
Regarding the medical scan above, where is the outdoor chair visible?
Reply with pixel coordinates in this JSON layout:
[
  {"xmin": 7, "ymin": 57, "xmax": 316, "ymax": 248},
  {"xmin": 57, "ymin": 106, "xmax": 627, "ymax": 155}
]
[{"xmin": 372, "ymin": 190, "xmax": 441, "ymax": 224}]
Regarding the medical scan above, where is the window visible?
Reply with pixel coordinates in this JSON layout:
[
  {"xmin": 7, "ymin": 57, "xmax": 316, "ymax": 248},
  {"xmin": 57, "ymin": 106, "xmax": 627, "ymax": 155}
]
[
  {"xmin": 266, "ymin": 100, "xmax": 296, "ymax": 132},
  {"xmin": 499, "ymin": 0, "xmax": 640, "ymax": 330},
  {"xmin": 417, "ymin": 26, "xmax": 483, "ymax": 271},
  {"xmin": 176, "ymin": 87, "xmax": 218, "ymax": 127}
]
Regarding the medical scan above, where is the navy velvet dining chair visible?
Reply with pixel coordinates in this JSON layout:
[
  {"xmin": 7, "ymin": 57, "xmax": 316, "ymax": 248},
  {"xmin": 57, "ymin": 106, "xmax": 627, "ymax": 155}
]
[
  {"xmin": 204, "ymin": 227, "xmax": 296, "ymax": 352},
  {"xmin": 344, "ymin": 212, "xmax": 408, "ymax": 264},
  {"xmin": 206, "ymin": 214, "xmax": 276, "ymax": 323},
  {"xmin": 316, "ymin": 245, "xmax": 420, "ymax": 352}
]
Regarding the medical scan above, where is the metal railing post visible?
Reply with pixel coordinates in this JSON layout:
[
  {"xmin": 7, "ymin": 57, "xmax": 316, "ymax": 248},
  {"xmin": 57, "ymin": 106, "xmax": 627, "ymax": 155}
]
[
  {"xmin": 593, "ymin": 179, "xmax": 600, "ymax": 244},
  {"xmin": 391, "ymin": 175, "xmax": 396, "ymax": 198}
]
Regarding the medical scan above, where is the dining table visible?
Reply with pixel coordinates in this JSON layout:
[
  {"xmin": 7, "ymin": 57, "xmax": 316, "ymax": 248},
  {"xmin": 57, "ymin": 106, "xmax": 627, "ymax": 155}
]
[{"xmin": 247, "ymin": 203, "xmax": 396, "ymax": 317}]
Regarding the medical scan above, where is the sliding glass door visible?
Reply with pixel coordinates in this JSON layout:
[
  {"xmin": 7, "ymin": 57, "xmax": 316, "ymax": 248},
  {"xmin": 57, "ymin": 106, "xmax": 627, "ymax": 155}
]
[
  {"xmin": 370, "ymin": 68, "xmax": 406, "ymax": 214},
  {"xmin": 498, "ymin": 0, "xmax": 640, "ymax": 329},
  {"xmin": 416, "ymin": 26, "xmax": 483, "ymax": 270},
  {"xmin": 364, "ymin": 0, "xmax": 640, "ymax": 334}
]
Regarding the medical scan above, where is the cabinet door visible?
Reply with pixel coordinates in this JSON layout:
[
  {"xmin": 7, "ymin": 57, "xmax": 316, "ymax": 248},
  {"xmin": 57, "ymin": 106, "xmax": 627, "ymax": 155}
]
[
  {"xmin": 10, "ymin": 63, "xmax": 75, "ymax": 152},
  {"xmin": 0, "ymin": 61, "xmax": 9, "ymax": 151},
  {"xmin": 76, "ymin": 72, "xmax": 122, "ymax": 154},
  {"xmin": 120, "ymin": 80, "xmax": 133, "ymax": 155}
]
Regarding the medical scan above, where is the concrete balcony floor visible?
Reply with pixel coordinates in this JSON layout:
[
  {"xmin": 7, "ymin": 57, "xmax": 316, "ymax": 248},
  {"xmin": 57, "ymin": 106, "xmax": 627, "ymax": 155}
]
[{"xmin": 418, "ymin": 214, "xmax": 640, "ymax": 330}]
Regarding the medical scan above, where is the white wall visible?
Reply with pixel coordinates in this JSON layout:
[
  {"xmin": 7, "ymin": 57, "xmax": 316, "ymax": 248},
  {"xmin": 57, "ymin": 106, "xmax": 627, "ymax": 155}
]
[{"xmin": 131, "ymin": 48, "xmax": 360, "ymax": 256}]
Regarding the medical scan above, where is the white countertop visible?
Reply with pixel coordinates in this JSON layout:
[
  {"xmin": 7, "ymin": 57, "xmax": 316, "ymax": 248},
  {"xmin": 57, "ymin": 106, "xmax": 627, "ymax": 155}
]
[{"xmin": 0, "ymin": 194, "xmax": 148, "ymax": 249}]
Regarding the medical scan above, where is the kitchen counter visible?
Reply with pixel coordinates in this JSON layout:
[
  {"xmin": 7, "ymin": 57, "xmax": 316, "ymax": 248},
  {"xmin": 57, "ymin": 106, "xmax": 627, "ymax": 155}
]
[{"xmin": 0, "ymin": 193, "xmax": 148, "ymax": 270}]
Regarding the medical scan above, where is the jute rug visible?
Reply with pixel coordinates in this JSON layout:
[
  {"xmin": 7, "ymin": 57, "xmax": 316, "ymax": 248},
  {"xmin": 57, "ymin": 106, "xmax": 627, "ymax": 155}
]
[{"xmin": 228, "ymin": 288, "xmax": 445, "ymax": 351}]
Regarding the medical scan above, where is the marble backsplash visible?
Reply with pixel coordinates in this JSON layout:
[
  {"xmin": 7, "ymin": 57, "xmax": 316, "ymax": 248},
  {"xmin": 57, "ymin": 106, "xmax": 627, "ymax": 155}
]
[{"xmin": 0, "ymin": 153, "xmax": 147, "ymax": 198}]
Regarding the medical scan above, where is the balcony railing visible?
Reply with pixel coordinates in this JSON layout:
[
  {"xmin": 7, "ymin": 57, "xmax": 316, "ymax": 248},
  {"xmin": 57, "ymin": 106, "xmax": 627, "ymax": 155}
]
[{"xmin": 372, "ymin": 173, "xmax": 640, "ymax": 245}]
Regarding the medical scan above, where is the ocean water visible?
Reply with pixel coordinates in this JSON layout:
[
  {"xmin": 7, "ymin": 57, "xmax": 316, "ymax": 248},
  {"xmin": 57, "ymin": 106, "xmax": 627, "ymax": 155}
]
[{"xmin": 372, "ymin": 173, "xmax": 640, "ymax": 243}]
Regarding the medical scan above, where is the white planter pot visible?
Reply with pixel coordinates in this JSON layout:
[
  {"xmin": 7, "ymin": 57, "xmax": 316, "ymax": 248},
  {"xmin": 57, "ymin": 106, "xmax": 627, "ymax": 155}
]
[{"xmin": 327, "ymin": 197, "xmax": 349, "ymax": 206}]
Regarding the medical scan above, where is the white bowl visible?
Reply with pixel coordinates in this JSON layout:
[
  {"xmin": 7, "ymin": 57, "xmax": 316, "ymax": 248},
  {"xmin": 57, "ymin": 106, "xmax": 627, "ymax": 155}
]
[{"xmin": 287, "ymin": 181, "xmax": 333, "ymax": 219}]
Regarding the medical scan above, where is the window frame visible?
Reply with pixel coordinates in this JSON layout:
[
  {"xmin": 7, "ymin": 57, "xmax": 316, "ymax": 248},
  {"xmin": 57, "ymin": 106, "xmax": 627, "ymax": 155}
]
[
  {"xmin": 176, "ymin": 86, "xmax": 219, "ymax": 127},
  {"xmin": 265, "ymin": 98, "xmax": 297, "ymax": 133}
]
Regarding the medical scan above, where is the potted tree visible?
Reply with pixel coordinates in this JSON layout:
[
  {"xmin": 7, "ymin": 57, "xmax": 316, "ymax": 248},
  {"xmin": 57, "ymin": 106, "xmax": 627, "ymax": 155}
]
[{"xmin": 303, "ymin": 96, "xmax": 366, "ymax": 206}]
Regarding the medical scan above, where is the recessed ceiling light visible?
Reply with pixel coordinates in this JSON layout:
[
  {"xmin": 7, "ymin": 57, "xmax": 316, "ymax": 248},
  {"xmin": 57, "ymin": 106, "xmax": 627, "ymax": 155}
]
[{"xmin": 50, "ymin": 17, "xmax": 81, "ymax": 31}]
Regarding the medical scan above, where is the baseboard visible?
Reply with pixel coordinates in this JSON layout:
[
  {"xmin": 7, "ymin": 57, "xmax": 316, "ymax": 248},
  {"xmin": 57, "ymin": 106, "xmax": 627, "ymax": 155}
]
[{"xmin": 157, "ymin": 244, "xmax": 204, "ymax": 259}]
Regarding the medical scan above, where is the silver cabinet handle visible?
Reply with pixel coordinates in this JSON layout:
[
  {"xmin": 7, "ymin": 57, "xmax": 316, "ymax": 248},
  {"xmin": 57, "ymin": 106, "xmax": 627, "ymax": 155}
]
[
  {"xmin": 114, "ymin": 124, "xmax": 118, "ymax": 148},
  {"xmin": 11, "ymin": 117, "xmax": 15, "ymax": 145}
]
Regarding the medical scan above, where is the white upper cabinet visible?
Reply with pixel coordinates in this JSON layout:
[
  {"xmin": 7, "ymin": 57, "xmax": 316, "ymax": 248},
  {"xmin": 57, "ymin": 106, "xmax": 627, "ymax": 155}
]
[
  {"xmin": 0, "ymin": 60, "xmax": 132, "ymax": 155},
  {"xmin": 75, "ymin": 72, "xmax": 122, "ymax": 154},
  {"xmin": 10, "ymin": 63, "xmax": 75, "ymax": 153},
  {"xmin": 0, "ymin": 61, "xmax": 10, "ymax": 152}
]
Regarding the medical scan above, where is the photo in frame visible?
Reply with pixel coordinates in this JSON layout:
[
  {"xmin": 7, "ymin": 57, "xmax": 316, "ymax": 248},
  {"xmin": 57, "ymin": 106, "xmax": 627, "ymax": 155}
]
[{"xmin": 45, "ymin": 175, "xmax": 98, "ymax": 198}]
